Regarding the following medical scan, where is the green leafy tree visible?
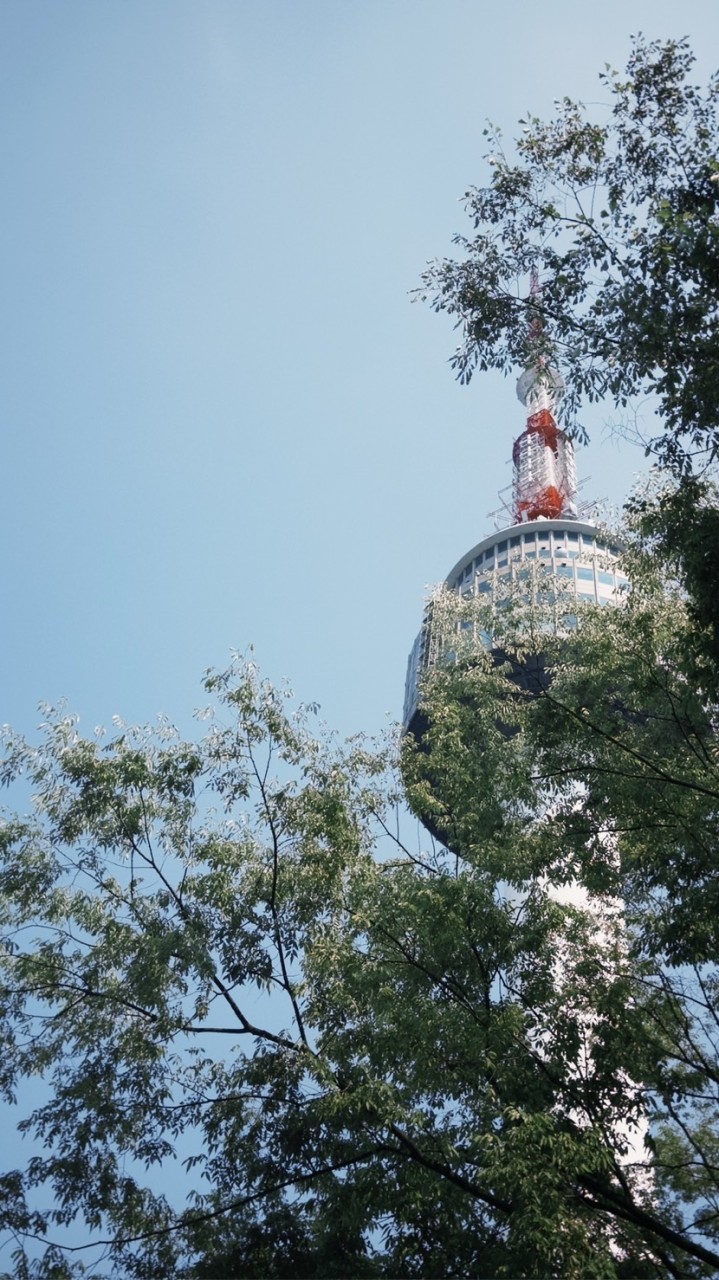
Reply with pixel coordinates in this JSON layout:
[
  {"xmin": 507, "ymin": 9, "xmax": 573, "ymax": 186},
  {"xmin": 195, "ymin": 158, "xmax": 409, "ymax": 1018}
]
[
  {"xmin": 626, "ymin": 474, "xmax": 719, "ymax": 693},
  {"xmin": 3, "ymin": 509, "xmax": 719, "ymax": 1280},
  {"xmin": 417, "ymin": 37, "xmax": 719, "ymax": 472},
  {"xmin": 401, "ymin": 506, "xmax": 719, "ymax": 1276}
]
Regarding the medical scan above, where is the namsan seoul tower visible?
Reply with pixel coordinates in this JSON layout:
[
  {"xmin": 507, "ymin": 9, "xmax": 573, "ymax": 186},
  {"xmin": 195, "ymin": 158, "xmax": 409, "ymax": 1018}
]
[
  {"xmin": 403, "ymin": 279, "xmax": 627, "ymax": 735},
  {"xmin": 401, "ymin": 287, "xmax": 651, "ymax": 1188}
]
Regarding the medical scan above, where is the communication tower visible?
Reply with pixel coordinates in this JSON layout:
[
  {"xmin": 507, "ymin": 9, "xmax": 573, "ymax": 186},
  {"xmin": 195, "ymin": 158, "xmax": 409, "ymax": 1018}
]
[{"xmin": 403, "ymin": 286, "xmax": 625, "ymax": 733}]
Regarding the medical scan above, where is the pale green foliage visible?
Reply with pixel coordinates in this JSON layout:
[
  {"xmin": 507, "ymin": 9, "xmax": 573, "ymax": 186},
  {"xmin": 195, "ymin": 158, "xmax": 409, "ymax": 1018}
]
[
  {"xmin": 403, "ymin": 495, "xmax": 719, "ymax": 1275},
  {"xmin": 0, "ymin": 665, "xmax": 395, "ymax": 1277},
  {"xmin": 1, "ymin": 539, "xmax": 719, "ymax": 1280},
  {"xmin": 418, "ymin": 37, "xmax": 719, "ymax": 470}
]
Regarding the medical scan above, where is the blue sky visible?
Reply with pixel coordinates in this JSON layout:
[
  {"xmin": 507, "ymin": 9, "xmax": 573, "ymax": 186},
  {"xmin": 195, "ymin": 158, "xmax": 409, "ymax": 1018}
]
[{"xmin": 2, "ymin": 0, "xmax": 718, "ymax": 744}]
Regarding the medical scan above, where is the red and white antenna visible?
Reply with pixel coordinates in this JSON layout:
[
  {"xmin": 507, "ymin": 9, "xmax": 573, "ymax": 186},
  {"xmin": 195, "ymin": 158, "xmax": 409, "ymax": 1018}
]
[{"xmin": 511, "ymin": 270, "xmax": 577, "ymax": 523}]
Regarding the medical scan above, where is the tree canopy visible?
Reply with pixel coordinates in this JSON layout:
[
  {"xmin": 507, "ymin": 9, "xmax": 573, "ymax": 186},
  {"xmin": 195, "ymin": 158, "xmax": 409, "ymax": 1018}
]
[
  {"xmin": 2, "ymin": 490, "xmax": 719, "ymax": 1277},
  {"xmin": 418, "ymin": 37, "xmax": 719, "ymax": 472}
]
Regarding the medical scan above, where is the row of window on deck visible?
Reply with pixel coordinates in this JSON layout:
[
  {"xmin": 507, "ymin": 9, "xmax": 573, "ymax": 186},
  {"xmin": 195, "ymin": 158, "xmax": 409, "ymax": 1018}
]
[{"xmin": 454, "ymin": 530, "xmax": 625, "ymax": 589}]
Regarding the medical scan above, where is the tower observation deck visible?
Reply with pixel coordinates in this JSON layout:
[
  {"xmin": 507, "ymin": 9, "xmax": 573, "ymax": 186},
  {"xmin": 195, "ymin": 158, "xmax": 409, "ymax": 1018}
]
[{"xmin": 403, "ymin": 327, "xmax": 626, "ymax": 733}]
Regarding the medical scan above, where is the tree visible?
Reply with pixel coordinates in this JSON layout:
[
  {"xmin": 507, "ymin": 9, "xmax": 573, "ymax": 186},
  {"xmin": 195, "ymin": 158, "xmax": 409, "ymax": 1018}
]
[
  {"xmin": 400, "ymin": 496, "xmax": 719, "ymax": 1275},
  {"xmin": 626, "ymin": 474, "xmax": 719, "ymax": 695},
  {"xmin": 417, "ymin": 37, "xmax": 719, "ymax": 473},
  {"xmin": 3, "ymin": 504, "xmax": 719, "ymax": 1279}
]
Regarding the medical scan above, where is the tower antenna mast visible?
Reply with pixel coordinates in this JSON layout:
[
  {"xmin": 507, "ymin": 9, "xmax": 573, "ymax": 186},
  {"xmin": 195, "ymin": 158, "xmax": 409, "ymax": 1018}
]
[{"xmin": 512, "ymin": 270, "xmax": 577, "ymax": 522}]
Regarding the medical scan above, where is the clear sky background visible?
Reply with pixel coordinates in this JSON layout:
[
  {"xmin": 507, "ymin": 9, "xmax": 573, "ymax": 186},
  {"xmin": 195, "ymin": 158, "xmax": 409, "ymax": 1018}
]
[{"xmin": 2, "ymin": 0, "xmax": 718, "ymax": 745}]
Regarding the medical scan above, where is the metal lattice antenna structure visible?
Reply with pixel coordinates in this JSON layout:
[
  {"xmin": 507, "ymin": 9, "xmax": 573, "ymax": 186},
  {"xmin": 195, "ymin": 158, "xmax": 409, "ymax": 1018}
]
[{"xmin": 512, "ymin": 270, "xmax": 578, "ymax": 523}]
